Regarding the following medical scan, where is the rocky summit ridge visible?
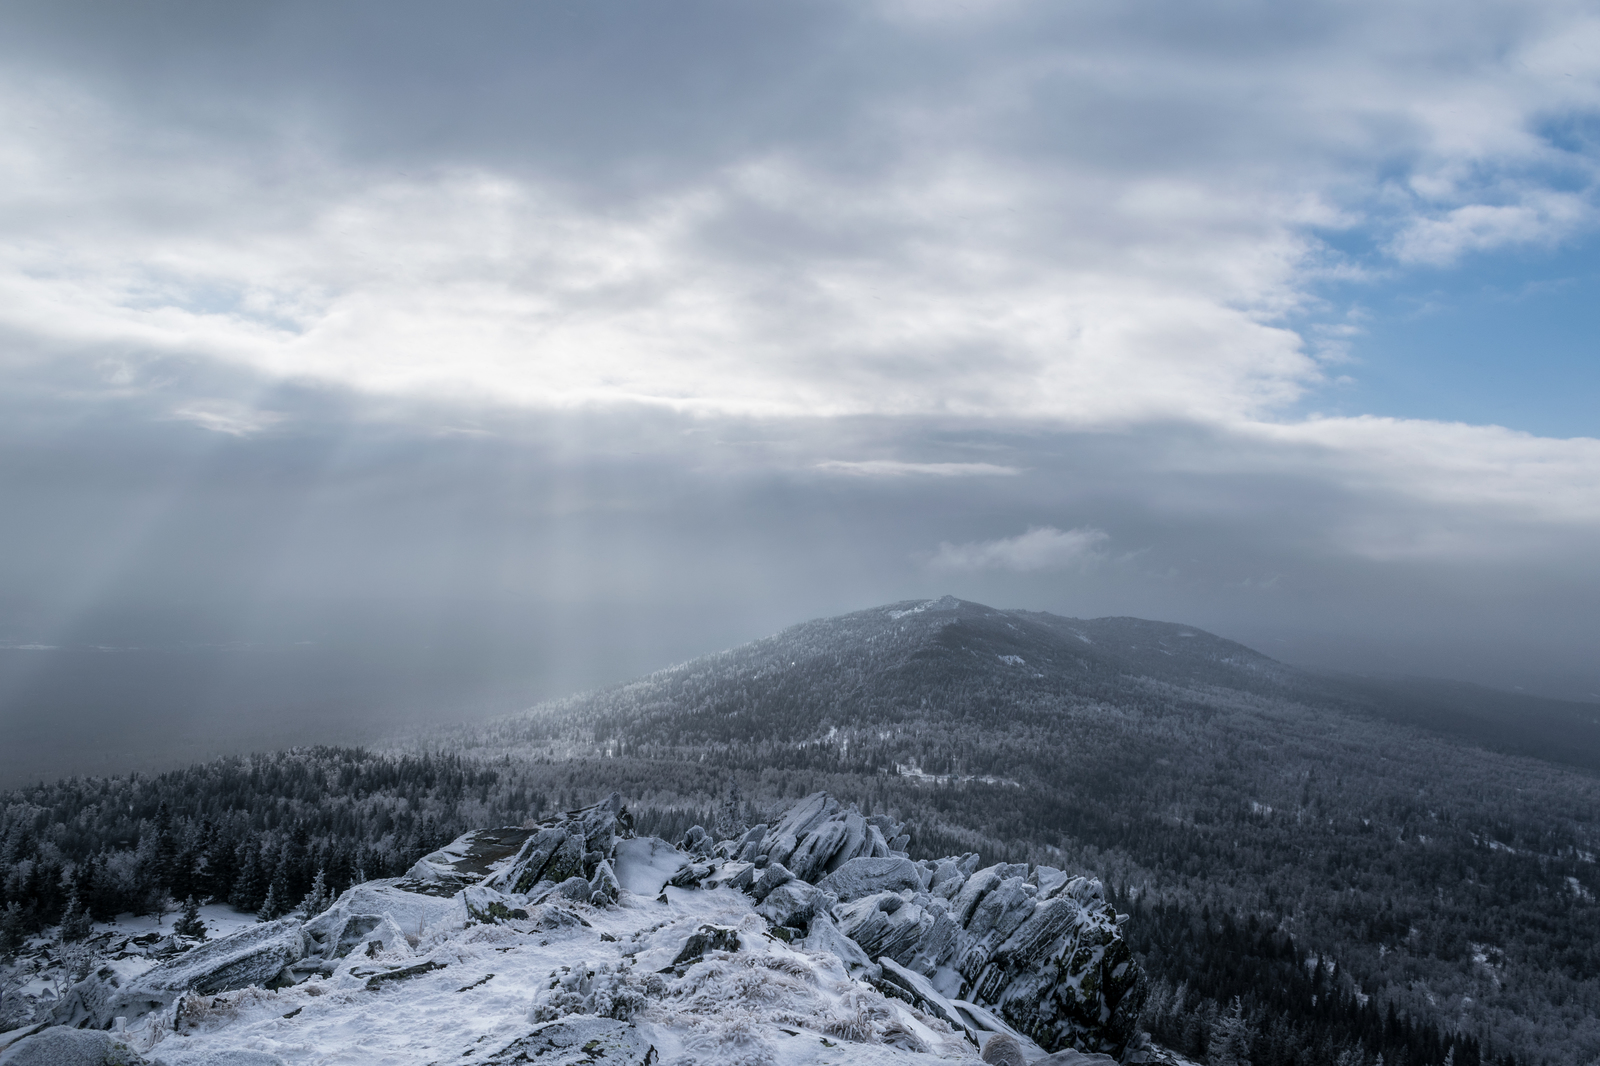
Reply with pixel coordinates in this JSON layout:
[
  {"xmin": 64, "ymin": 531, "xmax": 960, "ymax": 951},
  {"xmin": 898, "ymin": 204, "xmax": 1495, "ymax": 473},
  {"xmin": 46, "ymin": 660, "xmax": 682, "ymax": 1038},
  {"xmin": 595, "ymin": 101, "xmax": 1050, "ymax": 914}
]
[{"xmin": 8, "ymin": 792, "xmax": 1149, "ymax": 1066}]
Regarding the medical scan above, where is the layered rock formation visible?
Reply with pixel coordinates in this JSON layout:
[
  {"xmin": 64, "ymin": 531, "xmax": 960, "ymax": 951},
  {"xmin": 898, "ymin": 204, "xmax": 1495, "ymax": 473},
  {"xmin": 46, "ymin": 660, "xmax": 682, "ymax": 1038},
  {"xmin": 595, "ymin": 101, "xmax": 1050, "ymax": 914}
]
[
  {"xmin": 42, "ymin": 792, "xmax": 1147, "ymax": 1063},
  {"xmin": 660, "ymin": 793, "xmax": 1146, "ymax": 1059}
]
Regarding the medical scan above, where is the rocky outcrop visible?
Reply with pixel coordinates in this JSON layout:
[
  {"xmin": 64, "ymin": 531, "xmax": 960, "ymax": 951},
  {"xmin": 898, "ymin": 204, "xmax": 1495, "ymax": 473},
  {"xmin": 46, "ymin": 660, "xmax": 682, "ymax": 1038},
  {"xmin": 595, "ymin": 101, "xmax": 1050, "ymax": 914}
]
[
  {"xmin": 484, "ymin": 796, "xmax": 634, "ymax": 897},
  {"xmin": 816, "ymin": 856, "xmax": 924, "ymax": 901},
  {"xmin": 660, "ymin": 792, "xmax": 1147, "ymax": 1060},
  {"xmin": 56, "ymin": 791, "xmax": 1144, "ymax": 1061},
  {"xmin": 729, "ymin": 792, "xmax": 904, "ymax": 881},
  {"xmin": 835, "ymin": 862, "xmax": 1144, "ymax": 1057},
  {"xmin": 396, "ymin": 827, "xmax": 538, "ymax": 897},
  {"xmin": 50, "ymin": 919, "xmax": 307, "ymax": 1030}
]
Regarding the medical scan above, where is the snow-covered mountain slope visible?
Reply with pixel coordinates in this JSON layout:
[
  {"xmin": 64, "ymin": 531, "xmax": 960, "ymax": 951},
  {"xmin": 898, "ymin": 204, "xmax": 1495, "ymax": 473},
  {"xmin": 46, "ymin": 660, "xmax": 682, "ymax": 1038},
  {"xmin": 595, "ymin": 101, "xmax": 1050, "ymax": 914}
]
[
  {"xmin": 433, "ymin": 595, "xmax": 1600, "ymax": 774},
  {"xmin": 7, "ymin": 794, "xmax": 1152, "ymax": 1066}
]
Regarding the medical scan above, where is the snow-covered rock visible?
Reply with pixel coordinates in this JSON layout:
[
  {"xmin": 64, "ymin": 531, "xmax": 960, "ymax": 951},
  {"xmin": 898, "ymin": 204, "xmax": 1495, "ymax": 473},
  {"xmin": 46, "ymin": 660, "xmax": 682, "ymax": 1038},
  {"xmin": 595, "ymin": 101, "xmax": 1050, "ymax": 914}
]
[
  {"xmin": 486, "ymin": 796, "xmax": 634, "ymax": 896},
  {"xmin": 817, "ymin": 857, "xmax": 924, "ymax": 902},
  {"xmin": 470, "ymin": 1018, "xmax": 656, "ymax": 1066},
  {"xmin": 612, "ymin": 838, "xmax": 689, "ymax": 897},
  {"xmin": 32, "ymin": 791, "xmax": 1147, "ymax": 1064},
  {"xmin": 150, "ymin": 1050, "xmax": 286, "ymax": 1066},
  {"xmin": 51, "ymin": 919, "xmax": 307, "ymax": 1030},
  {"xmin": 397, "ymin": 826, "xmax": 538, "ymax": 897},
  {"xmin": 0, "ymin": 1027, "xmax": 147, "ymax": 1066}
]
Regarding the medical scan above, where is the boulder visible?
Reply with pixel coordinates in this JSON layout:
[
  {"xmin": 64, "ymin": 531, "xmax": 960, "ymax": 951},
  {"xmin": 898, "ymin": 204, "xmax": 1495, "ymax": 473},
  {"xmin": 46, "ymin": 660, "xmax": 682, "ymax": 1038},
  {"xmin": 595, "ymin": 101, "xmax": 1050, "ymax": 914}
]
[
  {"xmin": 459, "ymin": 885, "xmax": 530, "ymax": 926},
  {"xmin": 52, "ymin": 919, "xmax": 306, "ymax": 1030},
  {"xmin": 485, "ymin": 796, "xmax": 634, "ymax": 900},
  {"xmin": 0, "ymin": 1028, "xmax": 146, "ymax": 1066},
  {"xmin": 755, "ymin": 880, "xmax": 831, "ymax": 932},
  {"xmin": 874, "ymin": 958, "xmax": 973, "ymax": 1037},
  {"xmin": 980, "ymin": 1033, "xmax": 1028, "ymax": 1066},
  {"xmin": 478, "ymin": 1018, "xmax": 656, "ymax": 1066},
  {"xmin": 307, "ymin": 880, "xmax": 458, "ymax": 942},
  {"xmin": 395, "ymin": 826, "xmax": 537, "ymax": 897},
  {"xmin": 677, "ymin": 825, "xmax": 715, "ymax": 860},
  {"xmin": 745, "ymin": 862, "xmax": 793, "ymax": 903},
  {"xmin": 588, "ymin": 859, "xmax": 621, "ymax": 905},
  {"xmin": 816, "ymin": 856, "xmax": 922, "ymax": 902},
  {"xmin": 665, "ymin": 924, "xmax": 743, "ymax": 974},
  {"xmin": 834, "ymin": 893, "xmax": 936, "ymax": 962},
  {"xmin": 611, "ymin": 837, "xmax": 688, "ymax": 897},
  {"xmin": 733, "ymin": 824, "xmax": 768, "ymax": 862},
  {"xmin": 797, "ymin": 913, "xmax": 876, "ymax": 976}
]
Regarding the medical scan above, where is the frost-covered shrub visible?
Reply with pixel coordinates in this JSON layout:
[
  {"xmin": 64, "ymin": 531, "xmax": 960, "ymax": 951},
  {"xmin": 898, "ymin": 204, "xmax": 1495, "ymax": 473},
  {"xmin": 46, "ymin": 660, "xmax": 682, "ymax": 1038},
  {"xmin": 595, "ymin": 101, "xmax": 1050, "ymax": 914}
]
[
  {"xmin": 680, "ymin": 1008, "xmax": 775, "ymax": 1066},
  {"xmin": 821, "ymin": 989, "xmax": 889, "ymax": 1043},
  {"xmin": 529, "ymin": 961, "xmax": 657, "ymax": 1022},
  {"xmin": 174, "ymin": 986, "xmax": 279, "ymax": 1032}
]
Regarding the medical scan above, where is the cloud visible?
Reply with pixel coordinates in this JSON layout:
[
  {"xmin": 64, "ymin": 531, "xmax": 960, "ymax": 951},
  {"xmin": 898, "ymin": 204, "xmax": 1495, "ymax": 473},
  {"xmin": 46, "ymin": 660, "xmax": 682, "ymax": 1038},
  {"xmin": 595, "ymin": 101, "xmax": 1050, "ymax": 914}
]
[
  {"xmin": 1390, "ymin": 191, "xmax": 1594, "ymax": 265},
  {"xmin": 169, "ymin": 402, "xmax": 287, "ymax": 437},
  {"xmin": 0, "ymin": 0, "xmax": 1599, "ymax": 708},
  {"xmin": 0, "ymin": 0, "xmax": 1595, "ymax": 428},
  {"xmin": 926, "ymin": 526, "xmax": 1111, "ymax": 572},
  {"xmin": 815, "ymin": 460, "xmax": 1020, "ymax": 477}
]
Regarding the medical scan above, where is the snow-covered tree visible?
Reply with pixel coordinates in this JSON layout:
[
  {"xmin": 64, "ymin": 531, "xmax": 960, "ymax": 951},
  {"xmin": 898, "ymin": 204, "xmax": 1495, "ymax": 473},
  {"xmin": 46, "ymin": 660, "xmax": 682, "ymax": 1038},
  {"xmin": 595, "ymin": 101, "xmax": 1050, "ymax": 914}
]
[
  {"xmin": 256, "ymin": 884, "xmax": 280, "ymax": 923},
  {"xmin": 0, "ymin": 901, "xmax": 24, "ymax": 956},
  {"xmin": 714, "ymin": 781, "xmax": 747, "ymax": 841},
  {"xmin": 299, "ymin": 868, "xmax": 331, "ymax": 918},
  {"xmin": 58, "ymin": 888, "xmax": 92, "ymax": 943},
  {"xmin": 174, "ymin": 895, "xmax": 206, "ymax": 939},
  {"xmin": 1208, "ymin": 996, "xmax": 1252, "ymax": 1066}
]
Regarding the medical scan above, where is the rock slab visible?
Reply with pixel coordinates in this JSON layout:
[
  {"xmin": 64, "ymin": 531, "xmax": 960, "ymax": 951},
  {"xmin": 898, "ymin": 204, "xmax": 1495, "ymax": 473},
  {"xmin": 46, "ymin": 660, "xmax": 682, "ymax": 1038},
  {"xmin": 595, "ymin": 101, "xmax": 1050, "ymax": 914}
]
[
  {"xmin": 0, "ymin": 1028, "xmax": 147, "ymax": 1066},
  {"xmin": 480, "ymin": 1018, "xmax": 656, "ymax": 1066}
]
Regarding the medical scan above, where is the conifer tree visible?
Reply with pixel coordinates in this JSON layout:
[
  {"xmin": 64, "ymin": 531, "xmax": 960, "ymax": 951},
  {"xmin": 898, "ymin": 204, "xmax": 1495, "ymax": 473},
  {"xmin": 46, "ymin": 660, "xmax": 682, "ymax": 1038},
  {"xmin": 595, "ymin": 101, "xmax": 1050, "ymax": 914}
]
[
  {"xmin": 174, "ymin": 895, "xmax": 206, "ymax": 939},
  {"xmin": 300, "ymin": 868, "xmax": 330, "ymax": 918},
  {"xmin": 229, "ymin": 843, "xmax": 264, "ymax": 912},
  {"xmin": 59, "ymin": 888, "xmax": 92, "ymax": 943},
  {"xmin": 256, "ymin": 884, "xmax": 279, "ymax": 923},
  {"xmin": 0, "ymin": 900, "xmax": 24, "ymax": 957},
  {"xmin": 714, "ymin": 781, "xmax": 747, "ymax": 840},
  {"xmin": 1208, "ymin": 996, "xmax": 1253, "ymax": 1066}
]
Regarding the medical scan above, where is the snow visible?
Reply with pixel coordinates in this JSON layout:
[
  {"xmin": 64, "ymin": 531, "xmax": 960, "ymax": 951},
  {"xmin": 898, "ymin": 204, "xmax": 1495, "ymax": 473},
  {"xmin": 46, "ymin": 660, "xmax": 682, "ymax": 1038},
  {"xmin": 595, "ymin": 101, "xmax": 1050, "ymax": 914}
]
[
  {"xmin": 614, "ymin": 838, "xmax": 691, "ymax": 898},
  {"xmin": 7, "ymin": 795, "xmax": 1147, "ymax": 1066},
  {"xmin": 90, "ymin": 885, "xmax": 985, "ymax": 1066},
  {"xmin": 893, "ymin": 765, "xmax": 1019, "ymax": 789}
]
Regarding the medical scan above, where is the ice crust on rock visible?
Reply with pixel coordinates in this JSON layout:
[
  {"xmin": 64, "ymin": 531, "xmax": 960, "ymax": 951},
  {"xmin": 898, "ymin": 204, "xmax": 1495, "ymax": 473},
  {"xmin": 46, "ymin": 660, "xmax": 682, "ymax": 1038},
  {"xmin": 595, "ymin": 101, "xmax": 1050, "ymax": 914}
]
[
  {"xmin": 486, "ymin": 796, "xmax": 634, "ymax": 896},
  {"xmin": 45, "ymin": 791, "xmax": 1149, "ymax": 1065},
  {"xmin": 0, "ymin": 1027, "xmax": 147, "ymax": 1066},
  {"xmin": 51, "ymin": 919, "xmax": 308, "ymax": 1030},
  {"xmin": 474, "ymin": 1018, "xmax": 656, "ymax": 1066},
  {"xmin": 612, "ymin": 837, "xmax": 690, "ymax": 897},
  {"xmin": 817, "ymin": 857, "xmax": 924, "ymax": 902}
]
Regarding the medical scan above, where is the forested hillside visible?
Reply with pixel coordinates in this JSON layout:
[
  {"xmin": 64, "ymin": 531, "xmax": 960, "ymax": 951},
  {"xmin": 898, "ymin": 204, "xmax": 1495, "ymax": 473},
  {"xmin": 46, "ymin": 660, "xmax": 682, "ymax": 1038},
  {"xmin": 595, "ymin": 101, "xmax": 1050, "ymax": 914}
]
[
  {"xmin": 6, "ymin": 598, "xmax": 1599, "ymax": 1065},
  {"xmin": 414, "ymin": 597, "xmax": 1600, "ymax": 1065}
]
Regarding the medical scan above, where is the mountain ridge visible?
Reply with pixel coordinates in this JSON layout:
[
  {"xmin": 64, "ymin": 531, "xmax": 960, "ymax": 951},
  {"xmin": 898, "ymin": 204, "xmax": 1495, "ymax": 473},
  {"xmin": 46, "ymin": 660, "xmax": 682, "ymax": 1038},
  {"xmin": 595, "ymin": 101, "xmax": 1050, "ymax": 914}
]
[{"xmin": 481, "ymin": 596, "xmax": 1599, "ymax": 775}]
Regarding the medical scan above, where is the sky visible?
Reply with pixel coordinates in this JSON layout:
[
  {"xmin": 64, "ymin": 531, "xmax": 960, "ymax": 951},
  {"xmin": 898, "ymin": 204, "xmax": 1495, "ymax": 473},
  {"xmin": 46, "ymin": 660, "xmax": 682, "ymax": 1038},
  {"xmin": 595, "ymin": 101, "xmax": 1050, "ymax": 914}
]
[{"xmin": 2, "ymin": 0, "xmax": 1599, "ymax": 781}]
